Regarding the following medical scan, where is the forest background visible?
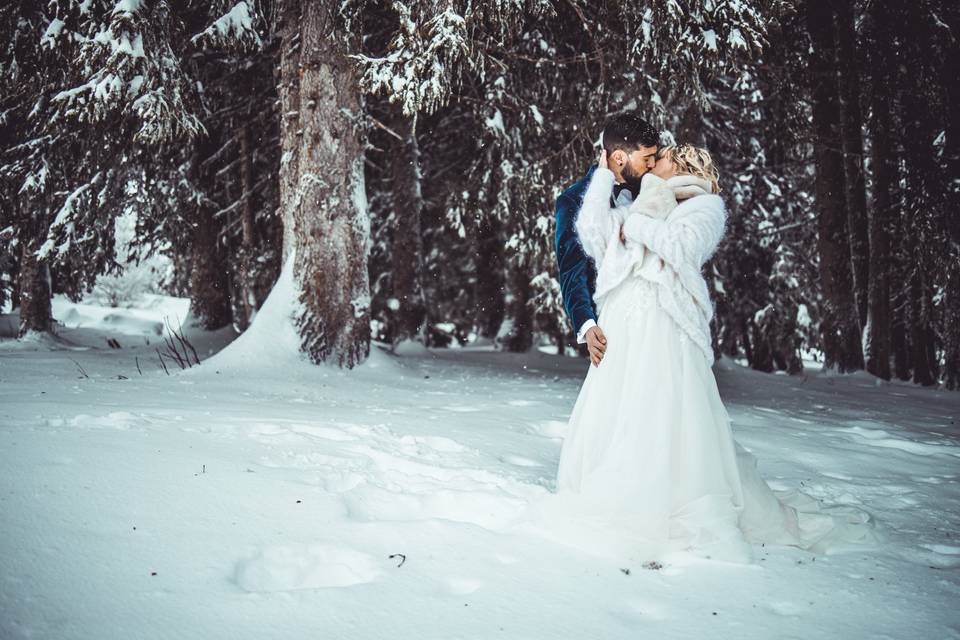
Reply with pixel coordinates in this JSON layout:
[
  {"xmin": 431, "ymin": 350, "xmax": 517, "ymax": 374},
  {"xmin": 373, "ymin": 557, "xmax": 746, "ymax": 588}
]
[{"xmin": 2, "ymin": 0, "xmax": 958, "ymax": 387}]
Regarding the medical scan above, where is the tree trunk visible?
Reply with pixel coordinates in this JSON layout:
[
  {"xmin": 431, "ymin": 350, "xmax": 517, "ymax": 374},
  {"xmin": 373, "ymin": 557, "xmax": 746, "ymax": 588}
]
[
  {"xmin": 806, "ymin": 2, "xmax": 863, "ymax": 372},
  {"xmin": 188, "ymin": 137, "xmax": 232, "ymax": 330},
  {"xmin": 289, "ymin": 0, "xmax": 371, "ymax": 368},
  {"xmin": 474, "ymin": 215, "xmax": 505, "ymax": 340},
  {"xmin": 389, "ymin": 111, "xmax": 427, "ymax": 344},
  {"xmin": 943, "ymin": 1, "xmax": 960, "ymax": 249},
  {"xmin": 503, "ymin": 260, "xmax": 533, "ymax": 352},
  {"xmin": 16, "ymin": 233, "xmax": 53, "ymax": 336},
  {"xmin": 908, "ymin": 271, "xmax": 935, "ymax": 386},
  {"xmin": 235, "ymin": 123, "xmax": 257, "ymax": 331},
  {"xmin": 749, "ymin": 314, "xmax": 775, "ymax": 373},
  {"xmin": 896, "ymin": 1, "xmax": 942, "ymax": 386},
  {"xmin": 944, "ymin": 270, "xmax": 960, "ymax": 389},
  {"xmin": 188, "ymin": 208, "xmax": 231, "ymax": 330},
  {"xmin": 835, "ymin": 2, "xmax": 870, "ymax": 331},
  {"xmin": 942, "ymin": 1, "xmax": 960, "ymax": 387},
  {"xmin": 278, "ymin": 0, "xmax": 301, "ymax": 266},
  {"xmin": 864, "ymin": 0, "xmax": 893, "ymax": 380},
  {"xmin": 891, "ymin": 283, "xmax": 911, "ymax": 380}
]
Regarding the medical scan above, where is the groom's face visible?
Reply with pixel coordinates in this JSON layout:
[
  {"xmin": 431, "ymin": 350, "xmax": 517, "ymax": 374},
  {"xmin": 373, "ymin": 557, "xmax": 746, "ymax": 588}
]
[{"xmin": 611, "ymin": 145, "xmax": 658, "ymax": 192}]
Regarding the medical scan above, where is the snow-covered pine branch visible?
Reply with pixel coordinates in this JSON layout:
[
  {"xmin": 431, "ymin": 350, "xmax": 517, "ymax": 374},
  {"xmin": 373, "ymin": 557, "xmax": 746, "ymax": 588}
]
[{"xmin": 190, "ymin": 1, "xmax": 264, "ymax": 52}]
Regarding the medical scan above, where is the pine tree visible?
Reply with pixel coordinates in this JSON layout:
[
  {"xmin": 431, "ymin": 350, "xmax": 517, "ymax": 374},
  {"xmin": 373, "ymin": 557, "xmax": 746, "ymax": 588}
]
[
  {"xmin": 806, "ymin": 1, "xmax": 864, "ymax": 372},
  {"xmin": 942, "ymin": 0, "xmax": 960, "ymax": 389},
  {"xmin": 863, "ymin": 0, "xmax": 894, "ymax": 380},
  {"xmin": 835, "ymin": 1, "xmax": 870, "ymax": 330},
  {"xmin": 281, "ymin": 0, "xmax": 371, "ymax": 368}
]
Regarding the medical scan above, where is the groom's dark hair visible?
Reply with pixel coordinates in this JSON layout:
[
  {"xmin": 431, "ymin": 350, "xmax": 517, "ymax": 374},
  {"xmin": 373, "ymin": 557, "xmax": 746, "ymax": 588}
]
[{"xmin": 601, "ymin": 112, "xmax": 660, "ymax": 153}]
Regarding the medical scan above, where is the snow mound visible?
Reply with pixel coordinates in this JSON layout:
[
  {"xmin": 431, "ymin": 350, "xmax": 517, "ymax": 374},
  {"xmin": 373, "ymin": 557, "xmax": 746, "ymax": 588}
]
[
  {"xmin": 200, "ymin": 252, "xmax": 397, "ymax": 373},
  {"xmin": 233, "ymin": 542, "xmax": 382, "ymax": 592},
  {"xmin": 200, "ymin": 254, "xmax": 302, "ymax": 371},
  {"xmin": 0, "ymin": 328, "xmax": 88, "ymax": 351}
]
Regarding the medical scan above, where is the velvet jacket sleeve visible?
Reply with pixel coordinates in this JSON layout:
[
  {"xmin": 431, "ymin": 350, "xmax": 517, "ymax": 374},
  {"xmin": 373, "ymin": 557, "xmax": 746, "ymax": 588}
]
[{"xmin": 555, "ymin": 165, "xmax": 599, "ymax": 335}]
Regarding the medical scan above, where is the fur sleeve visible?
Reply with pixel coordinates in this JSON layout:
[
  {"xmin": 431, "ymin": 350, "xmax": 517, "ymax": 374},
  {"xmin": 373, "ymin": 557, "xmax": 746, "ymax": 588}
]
[
  {"xmin": 621, "ymin": 194, "xmax": 727, "ymax": 270},
  {"xmin": 628, "ymin": 173, "xmax": 678, "ymax": 221},
  {"xmin": 573, "ymin": 167, "xmax": 618, "ymax": 263}
]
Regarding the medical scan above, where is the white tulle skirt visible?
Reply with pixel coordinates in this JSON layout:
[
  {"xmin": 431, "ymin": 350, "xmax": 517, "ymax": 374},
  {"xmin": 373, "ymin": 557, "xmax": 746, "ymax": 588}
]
[{"xmin": 533, "ymin": 275, "xmax": 878, "ymax": 565}]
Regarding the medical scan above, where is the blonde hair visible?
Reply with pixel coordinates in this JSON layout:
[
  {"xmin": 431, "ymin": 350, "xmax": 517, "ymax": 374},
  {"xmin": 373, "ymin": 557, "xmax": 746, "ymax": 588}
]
[{"xmin": 659, "ymin": 143, "xmax": 721, "ymax": 193}]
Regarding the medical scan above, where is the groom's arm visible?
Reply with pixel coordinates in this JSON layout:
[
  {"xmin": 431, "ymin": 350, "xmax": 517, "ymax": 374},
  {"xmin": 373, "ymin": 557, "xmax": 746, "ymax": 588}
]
[{"xmin": 555, "ymin": 190, "xmax": 597, "ymax": 343}]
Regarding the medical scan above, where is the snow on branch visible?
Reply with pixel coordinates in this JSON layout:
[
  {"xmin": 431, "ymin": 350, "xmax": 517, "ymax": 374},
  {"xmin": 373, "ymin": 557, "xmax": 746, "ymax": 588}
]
[
  {"xmin": 37, "ymin": 171, "xmax": 104, "ymax": 260},
  {"xmin": 190, "ymin": 2, "xmax": 263, "ymax": 51},
  {"xmin": 44, "ymin": 1, "xmax": 206, "ymax": 143},
  {"xmin": 351, "ymin": 3, "xmax": 472, "ymax": 116}
]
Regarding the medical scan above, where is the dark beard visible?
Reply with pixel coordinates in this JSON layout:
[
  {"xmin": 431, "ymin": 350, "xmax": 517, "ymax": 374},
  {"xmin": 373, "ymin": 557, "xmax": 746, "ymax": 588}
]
[{"xmin": 620, "ymin": 165, "xmax": 646, "ymax": 194}]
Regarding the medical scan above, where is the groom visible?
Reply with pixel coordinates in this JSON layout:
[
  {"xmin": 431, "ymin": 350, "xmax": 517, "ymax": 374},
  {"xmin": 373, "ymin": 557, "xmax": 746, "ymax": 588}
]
[{"xmin": 554, "ymin": 112, "xmax": 660, "ymax": 366}]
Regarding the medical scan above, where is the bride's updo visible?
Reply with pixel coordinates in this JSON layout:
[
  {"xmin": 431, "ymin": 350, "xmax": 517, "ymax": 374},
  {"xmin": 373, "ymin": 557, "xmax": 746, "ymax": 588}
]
[{"xmin": 658, "ymin": 143, "xmax": 721, "ymax": 194}]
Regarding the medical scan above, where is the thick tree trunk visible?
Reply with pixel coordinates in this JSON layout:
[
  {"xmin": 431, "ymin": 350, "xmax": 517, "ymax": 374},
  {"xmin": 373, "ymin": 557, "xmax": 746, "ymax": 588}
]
[
  {"xmin": 897, "ymin": 2, "xmax": 942, "ymax": 386},
  {"xmin": 474, "ymin": 215, "xmax": 505, "ymax": 340},
  {"xmin": 806, "ymin": 2, "xmax": 863, "ymax": 372},
  {"xmin": 16, "ymin": 234, "xmax": 53, "ymax": 336},
  {"xmin": 503, "ymin": 260, "xmax": 533, "ymax": 352},
  {"xmin": 188, "ymin": 138, "xmax": 232, "ymax": 330},
  {"xmin": 835, "ymin": 2, "xmax": 870, "ymax": 331},
  {"xmin": 864, "ymin": 0, "xmax": 893, "ymax": 380},
  {"xmin": 278, "ymin": 0, "xmax": 301, "ymax": 266},
  {"xmin": 891, "ymin": 284, "xmax": 911, "ymax": 380},
  {"xmin": 749, "ymin": 325, "xmax": 774, "ymax": 373},
  {"xmin": 289, "ymin": 0, "xmax": 371, "ymax": 367},
  {"xmin": 389, "ymin": 112, "xmax": 427, "ymax": 344},
  {"xmin": 188, "ymin": 208, "xmax": 232, "ymax": 330}
]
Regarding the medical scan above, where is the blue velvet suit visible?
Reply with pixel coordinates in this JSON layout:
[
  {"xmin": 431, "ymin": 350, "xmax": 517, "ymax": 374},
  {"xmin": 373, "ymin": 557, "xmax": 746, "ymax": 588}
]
[{"xmin": 554, "ymin": 164, "xmax": 600, "ymax": 337}]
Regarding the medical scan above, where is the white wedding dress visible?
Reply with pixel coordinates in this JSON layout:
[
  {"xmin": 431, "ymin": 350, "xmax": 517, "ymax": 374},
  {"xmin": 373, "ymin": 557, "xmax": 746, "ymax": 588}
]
[{"xmin": 528, "ymin": 174, "xmax": 880, "ymax": 565}]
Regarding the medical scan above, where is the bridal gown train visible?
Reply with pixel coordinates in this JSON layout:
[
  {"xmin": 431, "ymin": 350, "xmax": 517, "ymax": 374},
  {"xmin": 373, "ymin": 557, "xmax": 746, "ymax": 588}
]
[{"xmin": 536, "ymin": 273, "xmax": 879, "ymax": 565}]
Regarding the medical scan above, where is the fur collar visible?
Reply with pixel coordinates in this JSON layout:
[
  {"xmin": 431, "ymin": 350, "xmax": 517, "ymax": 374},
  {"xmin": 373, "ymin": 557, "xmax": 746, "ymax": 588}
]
[{"xmin": 667, "ymin": 174, "xmax": 714, "ymax": 200}]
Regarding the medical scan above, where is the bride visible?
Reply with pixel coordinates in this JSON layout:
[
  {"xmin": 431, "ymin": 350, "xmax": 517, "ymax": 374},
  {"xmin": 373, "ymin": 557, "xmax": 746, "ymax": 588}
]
[{"xmin": 541, "ymin": 143, "xmax": 878, "ymax": 565}]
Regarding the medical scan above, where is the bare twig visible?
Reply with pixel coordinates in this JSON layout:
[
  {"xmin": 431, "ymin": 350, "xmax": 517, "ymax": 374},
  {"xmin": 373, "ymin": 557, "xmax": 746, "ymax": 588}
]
[
  {"xmin": 156, "ymin": 348, "xmax": 170, "ymax": 375},
  {"xmin": 160, "ymin": 324, "xmax": 186, "ymax": 369},
  {"xmin": 369, "ymin": 116, "xmax": 404, "ymax": 141},
  {"xmin": 69, "ymin": 358, "xmax": 90, "ymax": 379},
  {"xmin": 173, "ymin": 315, "xmax": 200, "ymax": 366}
]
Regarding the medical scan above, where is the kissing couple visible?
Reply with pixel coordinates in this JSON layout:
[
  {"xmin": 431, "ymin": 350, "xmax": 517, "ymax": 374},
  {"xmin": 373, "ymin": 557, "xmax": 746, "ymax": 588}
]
[{"xmin": 539, "ymin": 111, "xmax": 879, "ymax": 565}]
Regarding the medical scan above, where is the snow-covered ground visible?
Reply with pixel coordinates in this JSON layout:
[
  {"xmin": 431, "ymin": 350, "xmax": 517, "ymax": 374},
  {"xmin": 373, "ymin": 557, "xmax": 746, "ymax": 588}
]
[{"xmin": 2, "ymin": 275, "xmax": 959, "ymax": 639}]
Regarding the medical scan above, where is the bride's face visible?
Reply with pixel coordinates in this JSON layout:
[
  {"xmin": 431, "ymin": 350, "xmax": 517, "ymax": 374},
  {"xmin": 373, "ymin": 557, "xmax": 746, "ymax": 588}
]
[{"xmin": 651, "ymin": 153, "xmax": 677, "ymax": 180}]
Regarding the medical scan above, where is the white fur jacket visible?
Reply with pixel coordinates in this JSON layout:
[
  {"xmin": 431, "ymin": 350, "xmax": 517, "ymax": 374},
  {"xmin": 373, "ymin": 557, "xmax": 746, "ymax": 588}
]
[{"xmin": 574, "ymin": 167, "xmax": 726, "ymax": 364}]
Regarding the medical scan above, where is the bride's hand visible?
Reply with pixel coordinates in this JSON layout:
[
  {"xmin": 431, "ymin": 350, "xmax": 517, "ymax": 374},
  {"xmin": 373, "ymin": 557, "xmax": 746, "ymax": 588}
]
[{"xmin": 598, "ymin": 149, "xmax": 608, "ymax": 170}]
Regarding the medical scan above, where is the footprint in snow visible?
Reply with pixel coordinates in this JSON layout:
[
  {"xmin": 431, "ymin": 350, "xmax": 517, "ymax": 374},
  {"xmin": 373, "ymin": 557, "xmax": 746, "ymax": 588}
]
[
  {"xmin": 445, "ymin": 577, "xmax": 483, "ymax": 595},
  {"xmin": 234, "ymin": 542, "xmax": 381, "ymax": 592},
  {"xmin": 529, "ymin": 420, "xmax": 567, "ymax": 439},
  {"xmin": 341, "ymin": 485, "xmax": 528, "ymax": 531},
  {"xmin": 819, "ymin": 471, "xmax": 854, "ymax": 481},
  {"xmin": 501, "ymin": 454, "xmax": 541, "ymax": 467},
  {"xmin": 68, "ymin": 411, "xmax": 150, "ymax": 431},
  {"xmin": 920, "ymin": 543, "xmax": 960, "ymax": 556},
  {"xmin": 290, "ymin": 424, "xmax": 356, "ymax": 441}
]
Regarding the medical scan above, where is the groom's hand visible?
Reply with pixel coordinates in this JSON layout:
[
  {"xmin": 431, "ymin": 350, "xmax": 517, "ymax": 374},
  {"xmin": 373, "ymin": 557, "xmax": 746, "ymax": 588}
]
[{"xmin": 585, "ymin": 326, "xmax": 607, "ymax": 366}]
